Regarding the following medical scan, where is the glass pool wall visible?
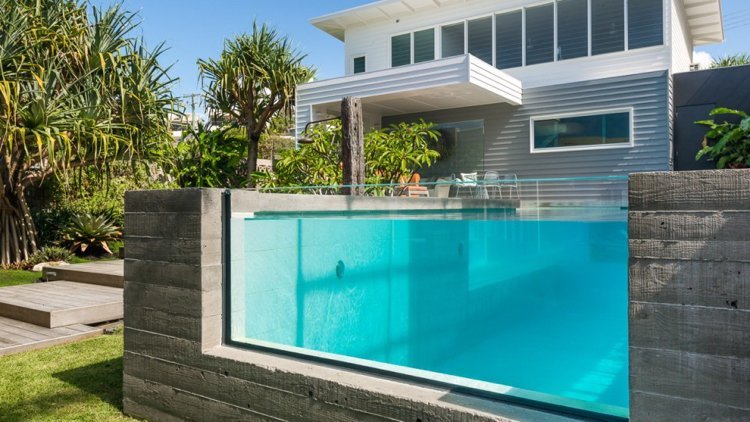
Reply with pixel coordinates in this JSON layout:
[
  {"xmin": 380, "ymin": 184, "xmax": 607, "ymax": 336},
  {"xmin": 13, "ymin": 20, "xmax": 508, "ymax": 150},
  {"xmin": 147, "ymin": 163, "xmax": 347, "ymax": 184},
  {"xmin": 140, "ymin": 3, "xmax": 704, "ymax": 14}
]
[{"xmin": 227, "ymin": 177, "xmax": 630, "ymax": 420}]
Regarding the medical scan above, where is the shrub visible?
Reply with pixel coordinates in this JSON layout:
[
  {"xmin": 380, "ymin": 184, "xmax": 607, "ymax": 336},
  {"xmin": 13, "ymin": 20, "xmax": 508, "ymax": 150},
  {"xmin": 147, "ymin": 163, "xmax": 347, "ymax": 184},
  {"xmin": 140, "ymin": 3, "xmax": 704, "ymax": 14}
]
[
  {"xmin": 26, "ymin": 247, "xmax": 74, "ymax": 267},
  {"xmin": 61, "ymin": 213, "xmax": 123, "ymax": 256},
  {"xmin": 696, "ymin": 108, "xmax": 750, "ymax": 169},
  {"xmin": 254, "ymin": 120, "xmax": 441, "ymax": 195}
]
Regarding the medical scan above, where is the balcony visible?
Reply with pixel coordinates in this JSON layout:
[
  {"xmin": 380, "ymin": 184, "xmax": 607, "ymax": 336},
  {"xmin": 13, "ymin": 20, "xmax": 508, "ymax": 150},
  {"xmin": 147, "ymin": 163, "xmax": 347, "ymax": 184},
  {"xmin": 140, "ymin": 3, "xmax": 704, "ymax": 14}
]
[{"xmin": 295, "ymin": 54, "xmax": 523, "ymax": 136}]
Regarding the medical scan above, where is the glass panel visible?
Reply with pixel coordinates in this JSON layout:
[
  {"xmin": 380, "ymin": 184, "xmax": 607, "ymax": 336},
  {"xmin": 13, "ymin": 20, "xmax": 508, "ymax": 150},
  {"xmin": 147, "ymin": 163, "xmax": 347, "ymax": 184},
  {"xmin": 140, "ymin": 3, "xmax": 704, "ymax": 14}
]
[
  {"xmin": 534, "ymin": 111, "xmax": 631, "ymax": 150},
  {"xmin": 525, "ymin": 4, "xmax": 555, "ymax": 65},
  {"xmin": 420, "ymin": 120, "xmax": 485, "ymax": 180},
  {"xmin": 391, "ymin": 33, "xmax": 412, "ymax": 67},
  {"xmin": 441, "ymin": 22, "xmax": 465, "ymax": 58},
  {"xmin": 495, "ymin": 11, "xmax": 523, "ymax": 69},
  {"xmin": 414, "ymin": 28, "xmax": 435, "ymax": 63},
  {"xmin": 228, "ymin": 182, "xmax": 630, "ymax": 417},
  {"xmin": 353, "ymin": 56, "xmax": 366, "ymax": 74},
  {"xmin": 628, "ymin": 0, "xmax": 663, "ymax": 49},
  {"xmin": 468, "ymin": 17, "xmax": 493, "ymax": 65},
  {"xmin": 557, "ymin": 0, "xmax": 589, "ymax": 60},
  {"xmin": 592, "ymin": 0, "xmax": 625, "ymax": 55}
]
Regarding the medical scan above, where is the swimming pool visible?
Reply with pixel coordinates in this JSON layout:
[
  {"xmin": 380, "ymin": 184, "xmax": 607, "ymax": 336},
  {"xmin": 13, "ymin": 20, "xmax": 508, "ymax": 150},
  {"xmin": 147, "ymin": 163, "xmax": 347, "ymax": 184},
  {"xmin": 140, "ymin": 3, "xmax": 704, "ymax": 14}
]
[{"xmin": 229, "ymin": 208, "xmax": 628, "ymax": 419}]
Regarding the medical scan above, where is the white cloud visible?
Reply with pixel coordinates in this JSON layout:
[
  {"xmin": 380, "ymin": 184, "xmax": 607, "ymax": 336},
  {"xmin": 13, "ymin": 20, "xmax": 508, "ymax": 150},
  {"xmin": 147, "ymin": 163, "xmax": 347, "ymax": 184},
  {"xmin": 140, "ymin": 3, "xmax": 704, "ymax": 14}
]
[{"xmin": 693, "ymin": 51, "xmax": 714, "ymax": 70}]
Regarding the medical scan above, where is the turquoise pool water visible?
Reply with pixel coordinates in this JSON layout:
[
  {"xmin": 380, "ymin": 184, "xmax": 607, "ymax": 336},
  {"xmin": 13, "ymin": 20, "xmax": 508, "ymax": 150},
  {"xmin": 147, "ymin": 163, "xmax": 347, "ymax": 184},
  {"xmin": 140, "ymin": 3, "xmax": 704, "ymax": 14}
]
[{"xmin": 230, "ymin": 209, "xmax": 628, "ymax": 417}]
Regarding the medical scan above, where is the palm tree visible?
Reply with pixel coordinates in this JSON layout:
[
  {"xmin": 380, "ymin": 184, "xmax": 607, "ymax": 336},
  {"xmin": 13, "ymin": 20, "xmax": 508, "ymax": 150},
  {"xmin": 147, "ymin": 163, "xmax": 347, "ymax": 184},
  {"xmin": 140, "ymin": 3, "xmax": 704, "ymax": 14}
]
[
  {"xmin": 710, "ymin": 53, "xmax": 750, "ymax": 68},
  {"xmin": 0, "ymin": 0, "xmax": 177, "ymax": 265},
  {"xmin": 198, "ymin": 22, "xmax": 315, "ymax": 185}
]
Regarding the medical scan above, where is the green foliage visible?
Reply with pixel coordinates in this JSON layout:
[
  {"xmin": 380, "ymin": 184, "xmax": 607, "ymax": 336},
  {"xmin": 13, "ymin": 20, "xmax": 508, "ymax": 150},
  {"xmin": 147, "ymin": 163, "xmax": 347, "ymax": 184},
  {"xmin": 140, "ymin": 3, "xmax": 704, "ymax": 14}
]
[
  {"xmin": 174, "ymin": 124, "xmax": 247, "ymax": 188},
  {"xmin": 710, "ymin": 53, "xmax": 750, "ymax": 69},
  {"xmin": 198, "ymin": 21, "xmax": 315, "ymax": 180},
  {"xmin": 0, "ymin": 270, "xmax": 42, "ymax": 286},
  {"xmin": 61, "ymin": 213, "xmax": 123, "ymax": 256},
  {"xmin": 32, "ymin": 164, "xmax": 174, "ymax": 247},
  {"xmin": 255, "ymin": 120, "xmax": 441, "ymax": 195},
  {"xmin": 695, "ymin": 108, "xmax": 750, "ymax": 169},
  {"xmin": 0, "ymin": 0, "xmax": 178, "ymax": 264},
  {"xmin": 27, "ymin": 246, "xmax": 74, "ymax": 266}
]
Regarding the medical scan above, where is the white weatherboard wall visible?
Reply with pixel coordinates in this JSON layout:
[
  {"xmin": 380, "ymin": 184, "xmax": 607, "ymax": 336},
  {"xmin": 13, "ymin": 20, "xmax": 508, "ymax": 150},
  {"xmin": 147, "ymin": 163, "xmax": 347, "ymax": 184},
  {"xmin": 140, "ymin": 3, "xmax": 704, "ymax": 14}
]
[
  {"xmin": 342, "ymin": 0, "xmax": 677, "ymax": 88},
  {"xmin": 384, "ymin": 71, "xmax": 670, "ymax": 187},
  {"xmin": 671, "ymin": 0, "xmax": 694, "ymax": 73}
]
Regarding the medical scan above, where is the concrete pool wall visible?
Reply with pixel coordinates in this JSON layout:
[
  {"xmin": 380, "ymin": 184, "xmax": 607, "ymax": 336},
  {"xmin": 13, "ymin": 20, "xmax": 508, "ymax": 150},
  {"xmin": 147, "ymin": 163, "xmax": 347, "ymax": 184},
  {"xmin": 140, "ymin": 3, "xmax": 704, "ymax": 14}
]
[
  {"xmin": 121, "ymin": 170, "xmax": 749, "ymax": 421},
  {"xmin": 122, "ymin": 190, "xmax": 574, "ymax": 421},
  {"xmin": 628, "ymin": 170, "xmax": 750, "ymax": 421}
]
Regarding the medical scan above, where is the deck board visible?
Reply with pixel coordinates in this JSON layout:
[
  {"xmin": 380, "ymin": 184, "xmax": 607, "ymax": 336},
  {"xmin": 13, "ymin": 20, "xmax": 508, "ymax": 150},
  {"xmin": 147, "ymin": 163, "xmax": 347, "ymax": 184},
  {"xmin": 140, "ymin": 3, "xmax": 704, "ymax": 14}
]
[
  {"xmin": 0, "ymin": 316, "xmax": 101, "ymax": 357},
  {"xmin": 43, "ymin": 260, "xmax": 124, "ymax": 288},
  {"xmin": 0, "ymin": 281, "xmax": 123, "ymax": 328}
]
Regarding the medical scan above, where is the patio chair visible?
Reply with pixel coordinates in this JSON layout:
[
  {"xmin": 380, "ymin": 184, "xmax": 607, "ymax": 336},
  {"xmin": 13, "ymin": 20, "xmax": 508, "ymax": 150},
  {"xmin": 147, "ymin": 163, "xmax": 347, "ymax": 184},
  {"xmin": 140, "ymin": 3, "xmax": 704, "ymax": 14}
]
[
  {"xmin": 456, "ymin": 172, "xmax": 478, "ymax": 198},
  {"xmin": 397, "ymin": 173, "xmax": 430, "ymax": 198},
  {"xmin": 434, "ymin": 177, "xmax": 453, "ymax": 198},
  {"xmin": 482, "ymin": 171, "xmax": 502, "ymax": 199},
  {"xmin": 501, "ymin": 174, "xmax": 520, "ymax": 200}
]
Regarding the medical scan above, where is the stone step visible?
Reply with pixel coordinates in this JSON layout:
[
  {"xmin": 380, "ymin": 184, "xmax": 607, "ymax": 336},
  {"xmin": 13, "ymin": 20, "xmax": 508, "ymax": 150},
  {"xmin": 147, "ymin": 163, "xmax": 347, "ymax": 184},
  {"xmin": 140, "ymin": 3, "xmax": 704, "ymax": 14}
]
[
  {"xmin": 0, "ymin": 281, "xmax": 123, "ymax": 328},
  {"xmin": 44, "ymin": 260, "xmax": 124, "ymax": 288}
]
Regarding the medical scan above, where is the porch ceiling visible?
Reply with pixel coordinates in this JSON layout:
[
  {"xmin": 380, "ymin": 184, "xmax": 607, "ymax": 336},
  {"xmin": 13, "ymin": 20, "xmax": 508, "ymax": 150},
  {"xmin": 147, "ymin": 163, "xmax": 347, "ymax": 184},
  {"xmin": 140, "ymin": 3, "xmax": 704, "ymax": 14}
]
[{"xmin": 311, "ymin": 0, "xmax": 467, "ymax": 41}]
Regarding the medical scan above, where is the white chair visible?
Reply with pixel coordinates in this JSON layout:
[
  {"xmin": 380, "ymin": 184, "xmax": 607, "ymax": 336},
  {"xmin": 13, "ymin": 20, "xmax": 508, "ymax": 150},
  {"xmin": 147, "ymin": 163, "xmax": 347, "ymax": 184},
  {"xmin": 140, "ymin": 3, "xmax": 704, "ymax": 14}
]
[
  {"xmin": 482, "ymin": 171, "xmax": 502, "ymax": 199},
  {"xmin": 456, "ymin": 172, "xmax": 478, "ymax": 198},
  {"xmin": 501, "ymin": 174, "xmax": 520, "ymax": 199}
]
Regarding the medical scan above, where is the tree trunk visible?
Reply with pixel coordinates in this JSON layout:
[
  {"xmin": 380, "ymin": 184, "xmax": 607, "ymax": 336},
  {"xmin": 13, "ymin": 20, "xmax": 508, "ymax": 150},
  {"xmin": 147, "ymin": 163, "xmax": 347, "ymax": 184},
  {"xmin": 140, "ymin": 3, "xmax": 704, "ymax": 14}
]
[
  {"xmin": 247, "ymin": 128, "xmax": 260, "ymax": 188},
  {"xmin": 0, "ymin": 181, "xmax": 37, "ymax": 266},
  {"xmin": 341, "ymin": 97, "xmax": 365, "ymax": 196}
]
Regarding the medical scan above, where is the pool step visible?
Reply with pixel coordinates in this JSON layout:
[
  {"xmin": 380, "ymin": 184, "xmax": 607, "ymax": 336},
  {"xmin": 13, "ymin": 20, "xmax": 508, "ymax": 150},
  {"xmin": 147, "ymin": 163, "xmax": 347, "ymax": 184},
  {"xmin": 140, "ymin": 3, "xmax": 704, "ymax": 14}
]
[
  {"xmin": 0, "ymin": 281, "xmax": 123, "ymax": 328},
  {"xmin": 44, "ymin": 260, "xmax": 124, "ymax": 288}
]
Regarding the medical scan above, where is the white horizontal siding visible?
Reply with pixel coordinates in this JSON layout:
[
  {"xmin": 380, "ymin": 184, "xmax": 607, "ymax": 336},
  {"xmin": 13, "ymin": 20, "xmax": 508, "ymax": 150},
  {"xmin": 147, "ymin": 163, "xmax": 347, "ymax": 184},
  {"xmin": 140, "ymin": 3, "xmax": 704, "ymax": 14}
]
[
  {"xmin": 383, "ymin": 71, "xmax": 670, "ymax": 203},
  {"xmin": 670, "ymin": 0, "xmax": 694, "ymax": 73},
  {"xmin": 298, "ymin": 56, "xmax": 469, "ymax": 106},
  {"xmin": 342, "ymin": 0, "xmax": 676, "ymax": 88}
]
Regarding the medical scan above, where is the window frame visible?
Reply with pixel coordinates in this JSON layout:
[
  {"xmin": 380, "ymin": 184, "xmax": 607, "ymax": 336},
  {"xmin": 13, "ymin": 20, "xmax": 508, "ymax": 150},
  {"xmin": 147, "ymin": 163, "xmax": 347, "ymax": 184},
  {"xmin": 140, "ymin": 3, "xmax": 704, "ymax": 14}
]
[
  {"xmin": 389, "ymin": 26, "xmax": 439, "ymax": 67},
  {"xmin": 351, "ymin": 55, "xmax": 367, "ymax": 74},
  {"xmin": 529, "ymin": 107, "xmax": 635, "ymax": 154},
  {"xmin": 385, "ymin": 0, "xmax": 665, "ymax": 70}
]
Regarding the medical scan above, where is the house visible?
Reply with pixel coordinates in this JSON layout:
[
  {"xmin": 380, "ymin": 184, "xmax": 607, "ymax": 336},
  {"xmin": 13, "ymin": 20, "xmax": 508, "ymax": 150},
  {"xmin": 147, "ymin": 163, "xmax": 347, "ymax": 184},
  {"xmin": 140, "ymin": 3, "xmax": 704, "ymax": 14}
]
[{"xmin": 295, "ymin": 0, "xmax": 724, "ymax": 194}]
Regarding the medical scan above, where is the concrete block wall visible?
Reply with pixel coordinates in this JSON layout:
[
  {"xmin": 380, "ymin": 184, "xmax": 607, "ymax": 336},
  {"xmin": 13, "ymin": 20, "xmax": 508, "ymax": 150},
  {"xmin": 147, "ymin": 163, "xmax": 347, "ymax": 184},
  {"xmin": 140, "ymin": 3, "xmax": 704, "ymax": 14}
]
[
  {"xmin": 628, "ymin": 170, "xmax": 750, "ymax": 421},
  {"xmin": 122, "ymin": 189, "xmax": 576, "ymax": 422}
]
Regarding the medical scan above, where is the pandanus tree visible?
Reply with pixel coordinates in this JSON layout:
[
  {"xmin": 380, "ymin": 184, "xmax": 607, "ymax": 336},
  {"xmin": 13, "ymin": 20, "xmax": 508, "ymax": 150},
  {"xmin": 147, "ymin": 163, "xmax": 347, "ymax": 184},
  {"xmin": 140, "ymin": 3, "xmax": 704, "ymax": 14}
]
[
  {"xmin": 0, "ymin": 0, "xmax": 177, "ymax": 265},
  {"xmin": 198, "ymin": 22, "xmax": 315, "ymax": 185}
]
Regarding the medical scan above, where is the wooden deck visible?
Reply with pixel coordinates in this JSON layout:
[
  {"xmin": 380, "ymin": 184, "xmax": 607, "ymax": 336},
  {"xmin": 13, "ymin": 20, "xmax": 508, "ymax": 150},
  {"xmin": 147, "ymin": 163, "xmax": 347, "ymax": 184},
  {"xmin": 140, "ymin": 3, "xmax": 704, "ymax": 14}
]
[
  {"xmin": 0, "ymin": 281, "xmax": 123, "ymax": 328},
  {"xmin": 0, "ymin": 316, "xmax": 101, "ymax": 357},
  {"xmin": 44, "ymin": 260, "xmax": 124, "ymax": 288}
]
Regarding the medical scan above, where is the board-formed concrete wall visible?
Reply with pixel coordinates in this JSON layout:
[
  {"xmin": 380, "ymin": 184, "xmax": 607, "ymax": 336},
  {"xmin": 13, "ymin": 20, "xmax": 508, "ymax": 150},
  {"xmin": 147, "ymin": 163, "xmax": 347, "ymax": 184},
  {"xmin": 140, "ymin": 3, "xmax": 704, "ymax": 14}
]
[
  {"xmin": 628, "ymin": 170, "xmax": 750, "ymax": 421},
  {"xmin": 122, "ymin": 189, "xmax": 580, "ymax": 421}
]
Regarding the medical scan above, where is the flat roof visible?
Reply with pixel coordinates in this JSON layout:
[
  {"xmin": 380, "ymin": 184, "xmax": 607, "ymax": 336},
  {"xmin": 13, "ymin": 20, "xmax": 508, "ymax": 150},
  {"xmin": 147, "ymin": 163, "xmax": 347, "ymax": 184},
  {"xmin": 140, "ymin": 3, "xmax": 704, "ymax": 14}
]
[{"xmin": 311, "ymin": 0, "xmax": 724, "ymax": 45}]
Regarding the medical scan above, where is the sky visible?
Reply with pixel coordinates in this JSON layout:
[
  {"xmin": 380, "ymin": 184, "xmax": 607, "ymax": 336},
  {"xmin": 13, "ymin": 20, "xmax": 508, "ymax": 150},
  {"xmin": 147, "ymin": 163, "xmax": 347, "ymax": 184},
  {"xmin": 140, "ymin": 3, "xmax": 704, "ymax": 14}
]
[{"xmin": 91, "ymin": 0, "xmax": 750, "ymax": 100}]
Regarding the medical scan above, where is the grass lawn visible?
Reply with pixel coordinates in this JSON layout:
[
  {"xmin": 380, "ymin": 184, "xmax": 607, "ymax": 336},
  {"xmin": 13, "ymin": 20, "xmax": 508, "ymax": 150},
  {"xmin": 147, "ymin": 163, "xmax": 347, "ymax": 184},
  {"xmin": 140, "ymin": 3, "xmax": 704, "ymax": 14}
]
[
  {"xmin": 0, "ymin": 328, "xmax": 133, "ymax": 421},
  {"xmin": 0, "ymin": 270, "xmax": 42, "ymax": 288}
]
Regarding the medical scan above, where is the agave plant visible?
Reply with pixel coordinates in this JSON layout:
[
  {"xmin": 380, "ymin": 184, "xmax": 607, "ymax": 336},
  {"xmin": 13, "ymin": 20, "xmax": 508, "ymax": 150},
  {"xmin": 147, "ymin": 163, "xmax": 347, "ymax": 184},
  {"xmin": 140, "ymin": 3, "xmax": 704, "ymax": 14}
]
[{"xmin": 61, "ymin": 213, "xmax": 122, "ymax": 256}]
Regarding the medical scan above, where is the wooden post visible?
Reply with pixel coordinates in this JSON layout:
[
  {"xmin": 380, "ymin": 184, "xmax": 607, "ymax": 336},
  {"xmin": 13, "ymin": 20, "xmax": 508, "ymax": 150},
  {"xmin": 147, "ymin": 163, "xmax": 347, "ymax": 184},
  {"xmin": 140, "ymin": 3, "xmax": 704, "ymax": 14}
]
[{"xmin": 341, "ymin": 97, "xmax": 365, "ymax": 196}]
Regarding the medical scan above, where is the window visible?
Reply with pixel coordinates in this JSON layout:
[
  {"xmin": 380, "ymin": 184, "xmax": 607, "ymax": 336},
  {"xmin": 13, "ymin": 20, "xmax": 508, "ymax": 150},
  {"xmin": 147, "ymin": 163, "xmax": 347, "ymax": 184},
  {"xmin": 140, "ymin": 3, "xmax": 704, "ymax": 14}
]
[
  {"xmin": 468, "ymin": 17, "xmax": 493, "ymax": 65},
  {"xmin": 592, "ymin": 0, "xmax": 625, "ymax": 55},
  {"xmin": 525, "ymin": 4, "xmax": 555, "ymax": 65},
  {"xmin": 495, "ymin": 11, "xmax": 523, "ymax": 69},
  {"xmin": 353, "ymin": 56, "xmax": 366, "ymax": 74},
  {"xmin": 629, "ymin": 0, "xmax": 663, "ymax": 49},
  {"xmin": 531, "ymin": 110, "xmax": 632, "ymax": 152},
  {"xmin": 422, "ymin": 120, "xmax": 485, "ymax": 179},
  {"xmin": 441, "ymin": 23, "xmax": 465, "ymax": 58},
  {"xmin": 391, "ymin": 33, "xmax": 411, "ymax": 67},
  {"xmin": 414, "ymin": 29, "xmax": 435, "ymax": 63},
  {"xmin": 557, "ymin": 0, "xmax": 589, "ymax": 60}
]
